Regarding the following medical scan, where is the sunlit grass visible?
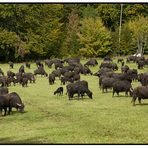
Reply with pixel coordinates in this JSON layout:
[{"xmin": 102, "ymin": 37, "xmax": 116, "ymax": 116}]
[{"xmin": 0, "ymin": 58, "xmax": 148, "ymax": 144}]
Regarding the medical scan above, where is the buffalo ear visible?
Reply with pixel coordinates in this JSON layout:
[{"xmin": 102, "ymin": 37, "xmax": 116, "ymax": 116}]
[{"xmin": 16, "ymin": 103, "xmax": 22, "ymax": 107}]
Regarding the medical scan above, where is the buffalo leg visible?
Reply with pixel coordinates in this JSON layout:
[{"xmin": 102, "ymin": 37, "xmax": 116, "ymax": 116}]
[
  {"xmin": 8, "ymin": 107, "xmax": 12, "ymax": 115},
  {"xmin": 125, "ymin": 91, "xmax": 128, "ymax": 96},
  {"xmin": 105, "ymin": 88, "xmax": 107, "ymax": 93},
  {"xmin": 138, "ymin": 98, "xmax": 141, "ymax": 105},
  {"xmin": 4, "ymin": 107, "xmax": 7, "ymax": 116},
  {"xmin": 0, "ymin": 108, "xmax": 2, "ymax": 116},
  {"xmin": 112, "ymin": 90, "xmax": 115, "ymax": 97},
  {"xmin": 132, "ymin": 97, "xmax": 136, "ymax": 106}
]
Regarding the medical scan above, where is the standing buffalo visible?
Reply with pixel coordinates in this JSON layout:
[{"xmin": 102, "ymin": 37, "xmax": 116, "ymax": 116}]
[
  {"xmin": 66, "ymin": 80, "xmax": 93, "ymax": 100},
  {"xmin": 112, "ymin": 80, "xmax": 132, "ymax": 97},
  {"xmin": 131, "ymin": 86, "xmax": 148, "ymax": 106}
]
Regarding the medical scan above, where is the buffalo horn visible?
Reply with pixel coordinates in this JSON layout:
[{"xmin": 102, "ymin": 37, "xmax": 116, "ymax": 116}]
[
  {"xmin": 130, "ymin": 88, "xmax": 133, "ymax": 92},
  {"xmin": 16, "ymin": 103, "xmax": 22, "ymax": 107}
]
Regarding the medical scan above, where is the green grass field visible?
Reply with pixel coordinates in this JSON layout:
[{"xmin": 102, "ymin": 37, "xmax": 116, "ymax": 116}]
[{"xmin": 0, "ymin": 58, "xmax": 148, "ymax": 144}]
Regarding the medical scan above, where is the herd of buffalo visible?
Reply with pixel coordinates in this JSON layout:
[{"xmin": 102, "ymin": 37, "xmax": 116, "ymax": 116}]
[{"xmin": 1, "ymin": 55, "xmax": 148, "ymax": 116}]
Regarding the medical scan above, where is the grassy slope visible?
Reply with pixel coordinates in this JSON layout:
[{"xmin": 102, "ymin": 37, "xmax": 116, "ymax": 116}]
[{"xmin": 0, "ymin": 58, "xmax": 148, "ymax": 144}]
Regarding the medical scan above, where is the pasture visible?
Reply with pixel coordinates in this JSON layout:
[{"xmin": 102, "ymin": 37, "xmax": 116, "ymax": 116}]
[{"xmin": 0, "ymin": 58, "xmax": 148, "ymax": 144}]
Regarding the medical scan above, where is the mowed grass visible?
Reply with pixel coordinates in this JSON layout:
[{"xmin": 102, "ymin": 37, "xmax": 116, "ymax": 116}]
[{"xmin": 0, "ymin": 58, "xmax": 148, "ymax": 144}]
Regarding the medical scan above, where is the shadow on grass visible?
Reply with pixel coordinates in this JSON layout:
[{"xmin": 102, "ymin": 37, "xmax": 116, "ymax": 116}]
[
  {"xmin": 112, "ymin": 95, "xmax": 131, "ymax": 98},
  {"xmin": 0, "ymin": 136, "xmax": 54, "ymax": 144},
  {"xmin": 69, "ymin": 96, "xmax": 93, "ymax": 101},
  {"xmin": 136, "ymin": 103, "xmax": 148, "ymax": 106}
]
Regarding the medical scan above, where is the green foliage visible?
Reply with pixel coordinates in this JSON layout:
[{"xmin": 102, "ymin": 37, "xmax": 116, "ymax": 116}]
[
  {"xmin": 61, "ymin": 9, "xmax": 80, "ymax": 57},
  {"xmin": 96, "ymin": 4, "xmax": 120, "ymax": 31},
  {"xmin": 111, "ymin": 24, "xmax": 137, "ymax": 56},
  {"xmin": 81, "ymin": 4, "xmax": 98, "ymax": 19},
  {"xmin": 0, "ymin": 4, "xmax": 148, "ymax": 61},
  {"xmin": 78, "ymin": 17, "xmax": 112, "ymax": 57},
  {"xmin": 0, "ymin": 29, "xmax": 20, "ymax": 61},
  {"xmin": 0, "ymin": 4, "xmax": 64, "ymax": 61},
  {"xmin": 128, "ymin": 16, "xmax": 148, "ymax": 54},
  {"xmin": 123, "ymin": 4, "xmax": 148, "ymax": 21}
]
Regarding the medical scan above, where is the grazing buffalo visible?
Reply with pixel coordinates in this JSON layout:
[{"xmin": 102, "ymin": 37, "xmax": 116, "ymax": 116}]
[
  {"xmin": 23, "ymin": 73, "xmax": 36, "ymax": 83},
  {"xmin": 45, "ymin": 59, "xmax": 54, "ymax": 68},
  {"xmin": 81, "ymin": 66, "xmax": 92, "ymax": 75},
  {"xmin": 66, "ymin": 80, "xmax": 93, "ymax": 100},
  {"xmin": 126, "ymin": 56, "xmax": 136, "ymax": 63},
  {"xmin": 100, "ymin": 62, "xmax": 118, "ymax": 71},
  {"xmin": 7, "ymin": 70, "xmax": 15, "ymax": 78},
  {"xmin": 112, "ymin": 80, "xmax": 132, "ymax": 97},
  {"xmin": 94, "ymin": 68, "xmax": 114, "ymax": 77},
  {"xmin": 84, "ymin": 59, "xmax": 98, "ymax": 67},
  {"xmin": 131, "ymin": 86, "xmax": 148, "ymax": 106},
  {"xmin": 54, "ymin": 87, "xmax": 63, "ymax": 95},
  {"xmin": 34, "ymin": 67, "xmax": 48, "ymax": 77},
  {"xmin": 52, "ymin": 69, "xmax": 61, "ymax": 79},
  {"xmin": 0, "ymin": 92, "xmax": 25, "ymax": 116},
  {"xmin": 7, "ymin": 77, "xmax": 16, "ymax": 86},
  {"xmin": 21, "ymin": 77, "xmax": 28, "ymax": 87},
  {"xmin": 54, "ymin": 61, "xmax": 63, "ymax": 70},
  {"xmin": 138, "ymin": 73, "xmax": 148, "ymax": 86},
  {"xmin": 101, "ymin": 77, "xmax": 116, "ymax": 93},
  {"xmin": 8, "ymin": 92, "xmax": 25, "ymax": 114}
]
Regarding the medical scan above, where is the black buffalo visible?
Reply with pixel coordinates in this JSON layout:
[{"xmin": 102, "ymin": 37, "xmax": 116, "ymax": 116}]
[
  {"xmin": 66, "ymin": 80, "xmax": 93, "ymax": 100},
  {"xmin": 131, "ymin": 86, "xmax": 148, "ymax": 106},
  {"xmin": 54, "ymin": 87, "xmax": 63, "ymax": 95},
  {"xmin": 34, "ymin": 68, "xmax": 48, "ymax": 77},
  {"xmin": 49, "ymin": 74, "xmax": 55, "ymax": 85},
  {"xmin": 112, "ymin": 80, "xmax": 132, "ymax": 97},
  {"xmin": 84, "ymin": 59, "xmax": 98, "ymax": 67},
  {"xmin": 0, "ymin": 92, "xmax": 25, "ymax": 116}
]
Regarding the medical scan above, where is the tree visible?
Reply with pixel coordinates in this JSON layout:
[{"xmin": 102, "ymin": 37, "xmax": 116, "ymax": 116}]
[
  {"xmin": 77, "ymin": 17, "xmax": 112, "ymax": 57},
  {"xmin": 128, "ymin": 16, "xmax": 148, "ymax": 54},
  {"xmin": 61, "ymin": 9, "xmax": 80, "ymax": 57},
  {"xmin": 0, "ymin": 29, "xmax": 21, "ymax": 61},
  {"xmin": 95, "ymin": 4, "xmax": 120, "ymax": 31}
]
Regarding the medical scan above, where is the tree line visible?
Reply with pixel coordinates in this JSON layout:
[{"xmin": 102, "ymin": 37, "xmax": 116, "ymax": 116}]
[{"xmin": 0, "ymin": 4, "xmax": 148, "ymax": 62}]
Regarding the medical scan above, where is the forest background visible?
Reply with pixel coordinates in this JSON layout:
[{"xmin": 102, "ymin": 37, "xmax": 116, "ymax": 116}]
[{"xmin": 0, "ymin": 4, "xmax": 148, "ymax": 62}]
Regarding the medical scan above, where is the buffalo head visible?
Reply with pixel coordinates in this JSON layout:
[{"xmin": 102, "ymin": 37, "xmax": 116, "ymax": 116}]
[{"xmin": 16, "ymin": 103, "xmax": 25, "ymax": 113}]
